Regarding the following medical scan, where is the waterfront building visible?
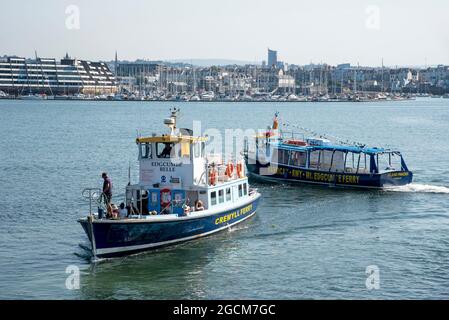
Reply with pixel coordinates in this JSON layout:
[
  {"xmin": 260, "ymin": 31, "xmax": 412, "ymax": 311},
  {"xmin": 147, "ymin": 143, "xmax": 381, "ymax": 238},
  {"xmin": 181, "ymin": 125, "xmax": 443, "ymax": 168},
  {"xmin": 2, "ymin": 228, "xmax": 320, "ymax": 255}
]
[
  {"xmin": 107, "ymin": 51, "xmax": 449, "ymax": 98},
  {"xmin": 0, "ymin": 54, "xmax": 116, "ymax": 96},
  {"xmin": 116, "ymin": 60, "xmax": 161, "ymax": 79},
  {"xmin": 277, "ymin": 70, "xmax": 295, "ymax": 93}
]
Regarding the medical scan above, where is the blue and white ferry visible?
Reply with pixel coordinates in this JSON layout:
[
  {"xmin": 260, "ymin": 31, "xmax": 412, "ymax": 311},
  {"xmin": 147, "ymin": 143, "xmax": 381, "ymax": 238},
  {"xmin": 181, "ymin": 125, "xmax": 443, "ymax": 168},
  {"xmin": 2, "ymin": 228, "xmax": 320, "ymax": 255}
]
[
  {"xmin": 79, "ymin": 109, "xmax": 261, "ymax": 258},
  {"xmin": 244, "ymin": 113, "xmax": 413, "ymax": 189}
]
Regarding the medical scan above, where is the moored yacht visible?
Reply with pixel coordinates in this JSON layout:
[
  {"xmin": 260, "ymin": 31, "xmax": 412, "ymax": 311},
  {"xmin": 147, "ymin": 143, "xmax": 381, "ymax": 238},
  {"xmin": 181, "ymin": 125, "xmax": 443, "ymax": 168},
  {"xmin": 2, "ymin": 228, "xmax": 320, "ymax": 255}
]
[{"xmin": 79, "ymin": 109, "xmax": 261, "ymax": 259}]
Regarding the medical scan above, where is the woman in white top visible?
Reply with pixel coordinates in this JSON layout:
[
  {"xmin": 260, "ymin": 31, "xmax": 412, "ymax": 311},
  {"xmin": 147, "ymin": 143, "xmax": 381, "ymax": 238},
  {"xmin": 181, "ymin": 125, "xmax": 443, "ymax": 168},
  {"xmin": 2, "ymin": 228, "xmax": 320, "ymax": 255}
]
[{"xmin": 119, "ymin": 203, "xmax": 128, "ymax": 219}]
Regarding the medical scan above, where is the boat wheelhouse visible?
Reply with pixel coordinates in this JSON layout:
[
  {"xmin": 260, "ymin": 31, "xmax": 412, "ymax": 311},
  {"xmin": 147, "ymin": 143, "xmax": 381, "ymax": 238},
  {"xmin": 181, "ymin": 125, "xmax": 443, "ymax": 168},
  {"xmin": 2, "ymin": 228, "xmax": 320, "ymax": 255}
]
[
  {"xmin": 244, "ymin": 114, "xmax": 413, "ymax": 189},
  {"xmin": 79, "ymin": 109, "xmax": 260, "ymax": 259}
]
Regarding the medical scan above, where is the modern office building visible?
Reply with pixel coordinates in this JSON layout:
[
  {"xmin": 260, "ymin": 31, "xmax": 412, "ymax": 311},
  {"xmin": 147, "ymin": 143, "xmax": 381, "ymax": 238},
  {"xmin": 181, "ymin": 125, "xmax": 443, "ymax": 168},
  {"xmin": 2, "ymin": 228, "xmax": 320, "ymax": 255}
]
[
  {"xmin": 0, "ymin": 54, "xmax": 116, "ymax": 95},
  {"xmin": 268, "ymin": 48, "xmax": 277, "ymax": 68}
]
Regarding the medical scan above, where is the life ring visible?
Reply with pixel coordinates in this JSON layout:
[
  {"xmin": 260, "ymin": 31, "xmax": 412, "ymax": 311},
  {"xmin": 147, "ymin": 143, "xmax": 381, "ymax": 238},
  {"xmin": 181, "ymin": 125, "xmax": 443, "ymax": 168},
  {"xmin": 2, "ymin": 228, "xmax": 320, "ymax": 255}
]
[
  {"xmin": 195, "ymin": 200, "xmax": 204, "ymax": 211},
  {"xmin": 225, "ymin": 162, "xmax": 234, "ymax": 178},
  {"xmin": 209, "ymin": 168, "xmax": 217, "ymax": 185},
  {"xmin": 160, "ymin": 188, "xmax": 171, "ymax": 208},
  {"xmin": 236, "ymin": 162, "xmax": 244, "ymax": 178}
]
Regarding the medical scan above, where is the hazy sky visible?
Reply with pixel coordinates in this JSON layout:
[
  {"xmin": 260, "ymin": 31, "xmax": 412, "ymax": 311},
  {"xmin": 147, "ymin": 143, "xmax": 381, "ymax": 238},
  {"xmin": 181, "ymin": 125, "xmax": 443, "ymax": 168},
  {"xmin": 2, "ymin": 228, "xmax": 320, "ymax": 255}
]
[{"xmin": 1, "ymin": 0, "xmax": 449, "ymax": 66}]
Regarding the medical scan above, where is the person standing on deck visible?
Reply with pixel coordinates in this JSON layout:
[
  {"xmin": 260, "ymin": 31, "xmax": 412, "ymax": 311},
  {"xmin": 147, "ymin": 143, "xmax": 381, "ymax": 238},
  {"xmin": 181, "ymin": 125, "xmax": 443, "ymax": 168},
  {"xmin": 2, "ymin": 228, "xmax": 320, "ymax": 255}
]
[{"xmin": 102, "ymin": 172, "xmax": 113, "ymax": 204}]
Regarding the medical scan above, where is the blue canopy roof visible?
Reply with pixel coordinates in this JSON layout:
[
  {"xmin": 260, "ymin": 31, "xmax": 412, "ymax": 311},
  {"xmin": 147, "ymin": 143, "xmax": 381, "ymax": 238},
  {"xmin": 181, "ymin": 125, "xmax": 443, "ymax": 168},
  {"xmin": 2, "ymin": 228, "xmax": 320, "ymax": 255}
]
[{"xmin": 276, "ymin": 142, "xmax": 389, "ymax": 155}]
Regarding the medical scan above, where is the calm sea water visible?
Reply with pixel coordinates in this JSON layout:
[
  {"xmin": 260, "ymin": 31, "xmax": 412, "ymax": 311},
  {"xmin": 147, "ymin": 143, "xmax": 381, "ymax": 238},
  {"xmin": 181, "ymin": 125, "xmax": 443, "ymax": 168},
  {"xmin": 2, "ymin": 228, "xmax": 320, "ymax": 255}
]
[{"xmin": 1, "ymin": 98, "xmax": 449, "ymax": 300}]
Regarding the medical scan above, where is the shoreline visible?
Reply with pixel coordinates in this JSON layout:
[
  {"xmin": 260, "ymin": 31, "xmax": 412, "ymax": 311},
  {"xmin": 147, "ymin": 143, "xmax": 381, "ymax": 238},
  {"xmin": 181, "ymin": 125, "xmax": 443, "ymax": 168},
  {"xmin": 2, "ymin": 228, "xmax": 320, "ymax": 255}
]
[{"xmin": 0, "ymin": 97, "xmax": 422, "ymax": 103}]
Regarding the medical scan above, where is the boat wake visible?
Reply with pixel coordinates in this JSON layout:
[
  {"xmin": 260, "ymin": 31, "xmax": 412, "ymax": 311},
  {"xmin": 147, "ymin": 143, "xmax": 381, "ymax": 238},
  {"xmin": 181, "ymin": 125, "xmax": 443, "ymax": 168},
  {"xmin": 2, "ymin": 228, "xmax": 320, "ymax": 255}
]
[
  {"xmin": 228, "ymin": 225, "xmax": 249, "ymax": 233},
  {"xmin": 385, "ymin": 183, "xmax": 449, "ymax": 194}
]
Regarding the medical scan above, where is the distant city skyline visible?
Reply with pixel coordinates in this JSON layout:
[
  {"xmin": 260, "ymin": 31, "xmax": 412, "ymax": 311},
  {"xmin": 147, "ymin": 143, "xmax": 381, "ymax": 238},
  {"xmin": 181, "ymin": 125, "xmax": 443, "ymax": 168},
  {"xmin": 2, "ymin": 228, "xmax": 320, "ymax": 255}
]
[{"xmin": 1, "ymin": 0, "xmax": 449, "ymax": 67}]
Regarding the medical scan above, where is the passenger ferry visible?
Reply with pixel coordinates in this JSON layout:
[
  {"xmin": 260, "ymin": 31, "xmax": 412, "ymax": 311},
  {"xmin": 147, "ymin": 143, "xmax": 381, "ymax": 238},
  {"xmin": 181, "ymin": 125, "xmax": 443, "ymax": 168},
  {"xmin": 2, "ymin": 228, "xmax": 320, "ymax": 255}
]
[
  {"xmin": 79, "ymin": 109, "xmax": 261, "ymax": 259},
  {"xmin": 244, "ymin": 113, "xmax": 413, "ymax": 189}
]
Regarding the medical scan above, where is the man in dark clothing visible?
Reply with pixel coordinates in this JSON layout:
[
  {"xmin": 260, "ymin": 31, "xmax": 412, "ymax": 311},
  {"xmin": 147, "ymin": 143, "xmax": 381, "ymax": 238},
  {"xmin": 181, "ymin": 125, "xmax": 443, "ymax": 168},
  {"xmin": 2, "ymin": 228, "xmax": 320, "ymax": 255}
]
[{"xmin": 102, "ymin": 172, "xmax": 113, "ymax": 204}]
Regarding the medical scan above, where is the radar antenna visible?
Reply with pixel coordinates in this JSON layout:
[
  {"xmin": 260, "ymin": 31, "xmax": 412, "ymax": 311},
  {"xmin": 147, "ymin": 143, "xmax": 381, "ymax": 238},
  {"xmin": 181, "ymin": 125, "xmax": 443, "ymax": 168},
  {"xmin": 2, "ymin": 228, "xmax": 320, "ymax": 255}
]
[{"xmin": 164, "ymin": 107, "xmax": 181, "ymax": 135}]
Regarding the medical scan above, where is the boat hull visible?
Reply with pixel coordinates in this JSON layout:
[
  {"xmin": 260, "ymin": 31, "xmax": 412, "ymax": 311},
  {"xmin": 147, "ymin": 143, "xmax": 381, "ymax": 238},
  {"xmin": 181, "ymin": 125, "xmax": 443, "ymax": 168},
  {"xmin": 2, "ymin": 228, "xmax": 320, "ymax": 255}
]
[
  {"xmin": 246, "ymin": 161, "xmax": 412, "ymax": 189},
  {"xmin": 79, "ymin": 195, "xmax": 260, "ymax": 258}
]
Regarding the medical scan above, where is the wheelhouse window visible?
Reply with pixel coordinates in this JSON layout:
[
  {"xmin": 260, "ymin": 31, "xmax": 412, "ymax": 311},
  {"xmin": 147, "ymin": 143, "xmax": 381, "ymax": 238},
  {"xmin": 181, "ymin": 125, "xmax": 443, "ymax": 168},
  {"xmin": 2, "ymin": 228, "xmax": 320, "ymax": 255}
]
[
  {"xmin": 211, "ymin": 191, "xmax": 217, "ymax": 206},
  {"xmin": 243, "ymin": 183, "xmax": 248, "ymax": 196},
  {"xmin": 156, "ymin": 142, "xmax": 174, "ymax": 158},
  {"xmin": 238, "ymin": 184, "xmax": 243, "ymax": 197},
  {"xmin": 140, "ymin": 143, "xmax": 152, "ymax": 159},
  {"xmin": 194, "ymin": 142, "xmax": 201, "ymax": 158},
  {"xmin": 180, "ymin": 142, "xmax": 191, "ymax": 159}
]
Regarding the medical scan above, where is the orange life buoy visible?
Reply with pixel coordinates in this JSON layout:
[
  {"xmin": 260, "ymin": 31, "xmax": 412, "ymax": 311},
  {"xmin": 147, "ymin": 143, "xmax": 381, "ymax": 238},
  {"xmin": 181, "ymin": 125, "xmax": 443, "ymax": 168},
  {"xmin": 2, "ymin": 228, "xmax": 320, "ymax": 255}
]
[
  {"xmin": 272, "ymin": 118, "xmax": 279, "ymax": 130},
  {"xmin": 236, "ymin": 162, "xmax": 244, "ymax": 178},
  {"xmin": 209, "ymin": 169, "xmax": 217, "ymax": 185},
  {"xmin": 225, "ymin": 162, "xmax": 234, "ymax": 178},
  {"xmin": 160, "ymin": 188, "xmax": 171, "ymax": 208}
]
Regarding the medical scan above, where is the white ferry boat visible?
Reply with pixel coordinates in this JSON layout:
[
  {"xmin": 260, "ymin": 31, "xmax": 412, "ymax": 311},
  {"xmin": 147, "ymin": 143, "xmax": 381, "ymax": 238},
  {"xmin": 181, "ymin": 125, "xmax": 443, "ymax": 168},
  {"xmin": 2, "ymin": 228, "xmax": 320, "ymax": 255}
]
[{"xmin": 79, "ymin": 109, "xmax": 261, "ymax": 259}]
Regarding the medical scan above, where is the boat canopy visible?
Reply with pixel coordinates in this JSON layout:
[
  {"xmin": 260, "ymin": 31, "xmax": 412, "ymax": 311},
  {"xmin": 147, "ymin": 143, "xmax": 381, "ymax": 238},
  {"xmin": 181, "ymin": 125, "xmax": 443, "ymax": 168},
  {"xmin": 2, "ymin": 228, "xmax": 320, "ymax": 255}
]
[{"xmin": 276, "ymin": 142, "xmax": 397, "ymax": 155}]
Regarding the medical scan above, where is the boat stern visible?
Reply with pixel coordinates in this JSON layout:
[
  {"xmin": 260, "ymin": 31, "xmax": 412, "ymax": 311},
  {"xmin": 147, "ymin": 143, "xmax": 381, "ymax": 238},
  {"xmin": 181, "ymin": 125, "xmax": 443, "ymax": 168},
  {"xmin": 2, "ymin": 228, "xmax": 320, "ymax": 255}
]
[{"xmin": 380, "ymin": 170, "xmax": 413, "ymax": 187}]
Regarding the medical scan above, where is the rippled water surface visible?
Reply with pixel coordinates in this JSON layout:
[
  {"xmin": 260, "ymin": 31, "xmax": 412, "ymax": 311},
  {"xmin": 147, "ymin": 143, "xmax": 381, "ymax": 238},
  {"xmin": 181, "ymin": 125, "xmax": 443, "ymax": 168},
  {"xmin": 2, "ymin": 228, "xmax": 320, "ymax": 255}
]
[{"xmin": 0, "ymin": 99, "xmax": 448, "ymax": 299}]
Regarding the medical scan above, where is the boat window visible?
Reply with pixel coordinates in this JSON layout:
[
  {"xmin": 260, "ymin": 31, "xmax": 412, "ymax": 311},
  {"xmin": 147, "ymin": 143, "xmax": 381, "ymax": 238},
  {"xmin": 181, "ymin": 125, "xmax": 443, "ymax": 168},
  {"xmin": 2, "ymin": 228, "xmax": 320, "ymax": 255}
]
[
  {"xmin": 140, "ymin": 143, "xmax": 152, "ymax": 159},
  {"xmin": 211, "ymin": 191, "xmax": 217, "ymax": 206},
  {"xmin": 201, "ymin": 142, "xmax": 205, "ymax": 157},
  {"xmin": 180, "ymin": 142, "xmax": 191, "ymax": 159},
  {"xmin": 356, "ymin": 153, "xmax": 369, "ymax": 173},
  {"xmin": 309, "ymin": 150, "xmax": 321, "ymax": 169},
  {"xmin": 270, "ymin": 148, "xmax": 278, "ymax": 163},
  {"xmin": 330, "ymin": 151, "xmax": 345, "ymax": 172},
  {"xmin": 218, "ymin": 189, "xmax": 224, "ymax": 203},
  {"xmin": 289, "ymin": 151, "xmax": 306, "ymax": 167},
  {"xmin": 377, "ymin": 152, "xmax": 402, "ymax": 173},
  {"xmin": 226, "ymin": 188, "xmax": 231, "ymax": 201},
  {"xmin": 238, "ymin": 184, "xmax": 243, "ymax": 197},
  {"xmin": 156, "ymin": 142, "xmax": 175, "ymax": 158},
  {"xmin": 194, "ymin": 143, "xmax": 201, "ymax": 158},
  {"xmin": 278, "ymin": 149, "xmax": 290, "ymax": 165},
  {"xmin": 243, "ymin": 183, "xmax": 248, "ymax": 196},
  {"xmin": 319, "ymin": 150, "xmax": 335, "ymax": 170},
  {"xmin": 344, "ymin": 152, "xmax": 357, "ymax": 173}
]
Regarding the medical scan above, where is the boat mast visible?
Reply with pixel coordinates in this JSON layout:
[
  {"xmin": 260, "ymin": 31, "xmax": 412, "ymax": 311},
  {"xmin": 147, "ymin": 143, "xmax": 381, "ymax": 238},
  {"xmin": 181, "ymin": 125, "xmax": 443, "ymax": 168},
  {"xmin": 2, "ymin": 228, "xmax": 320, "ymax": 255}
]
[{"xmin": 381, "ymin": 58, "xmax": 384, "ymax": 93}]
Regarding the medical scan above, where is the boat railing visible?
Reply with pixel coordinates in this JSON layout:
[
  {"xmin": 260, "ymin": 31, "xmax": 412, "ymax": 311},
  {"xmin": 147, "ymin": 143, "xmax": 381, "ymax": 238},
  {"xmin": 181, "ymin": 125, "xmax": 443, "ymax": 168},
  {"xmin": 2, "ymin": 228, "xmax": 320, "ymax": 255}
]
[
  {"xmin": 206, "ymin": 161, "xmax": 245, "ymax": 186},
  {"xmin": 280, "ymin": 130, "xmax": 305, "ymax": 142},
  {"xmin": 82, "ymin": 188, "xmax": 104, "ymax": 216}
]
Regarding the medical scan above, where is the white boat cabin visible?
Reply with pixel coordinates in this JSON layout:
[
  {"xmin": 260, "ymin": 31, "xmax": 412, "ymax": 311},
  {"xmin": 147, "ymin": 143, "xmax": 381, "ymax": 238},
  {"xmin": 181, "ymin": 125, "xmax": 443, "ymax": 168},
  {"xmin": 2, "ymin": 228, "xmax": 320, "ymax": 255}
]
[{"xmin": 124, "ymin": 112, "xmax": 249, "ymax": 217}]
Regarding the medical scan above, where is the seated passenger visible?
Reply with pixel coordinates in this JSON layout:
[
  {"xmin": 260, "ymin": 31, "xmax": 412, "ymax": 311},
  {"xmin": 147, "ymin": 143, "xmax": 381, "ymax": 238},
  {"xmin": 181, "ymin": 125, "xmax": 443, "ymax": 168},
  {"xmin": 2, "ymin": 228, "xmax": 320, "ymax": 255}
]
[
  {"xmin": 195, "ymin": 200, "xmax": 205, "ymax": 211},
  {"xmin": 119, "ymin": 203, "xmax": 128, "ymax": 219},
  {"xmin": 182, "ymin": 204, "xmax": 191, "ymax": 216},
  {"xmin": 108, "ymin": 204, "xmax": 120, "ymax": 219},
  {"xmin": 126, "ymin": 203, "xmax": 139, "ymax": 216}
]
